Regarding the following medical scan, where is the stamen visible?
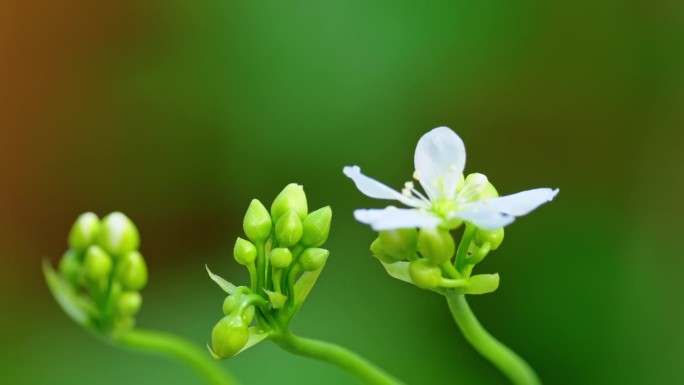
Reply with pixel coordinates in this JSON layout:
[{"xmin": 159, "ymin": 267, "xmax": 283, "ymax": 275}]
[
  {"xmin": 404, "ymin": 181, "xmax": 415, "ymax": 190},
  {"xmin": 410, "ymin": 188, "xmax": 429, "ymax": 203},
  {"xmin": 413, "ymin": 170, "xmax": 422, "ymax": 180}
]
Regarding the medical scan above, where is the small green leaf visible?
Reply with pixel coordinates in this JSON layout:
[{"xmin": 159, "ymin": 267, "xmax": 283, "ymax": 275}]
[
  {"xmin": 238, "ymin": 327, "xmax": 271, "ymax": 355},
  {"xmin": 42, "ymin": 260, "xmax": 97, "ymax": 328},
  {"xmin": 293, "ymin": 266, "xmax": 324, "ymax": 310},
  {"xmin": 205, "ymin": 265, "xmax": 237, "ymax": 295},
  {"xmin": 381, "ymin": 261, "xmax": 412, "ymax": 284},
  {"xmin": 264, "ymin": 290, "xmax": 287, "ymax": 309}
]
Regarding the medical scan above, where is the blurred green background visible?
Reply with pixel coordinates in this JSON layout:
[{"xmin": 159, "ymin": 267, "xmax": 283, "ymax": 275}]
[{"xmin": 1, "ymin": 0, "xmax": 682, "ymax": 384}]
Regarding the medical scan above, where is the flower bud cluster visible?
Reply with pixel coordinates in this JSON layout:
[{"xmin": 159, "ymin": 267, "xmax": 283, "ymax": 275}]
[
  {"xmin": 209, "ymin": 184, "xmax": 332, "ymax": 359},
  {"xmin": 370, "ymin": 223, "xmax": 502, "ymax": 295},
  {"xmin": 57, "ymin": 212, "xmax": 147, "ymax": 333}
]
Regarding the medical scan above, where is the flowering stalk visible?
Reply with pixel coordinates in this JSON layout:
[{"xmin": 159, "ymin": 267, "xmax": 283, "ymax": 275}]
[
  {"xmin": 207, "ymin": 184, "xmax": 403, "ymax": 385},
  {"xmin": 447, "ymin": 294, "xmax": 540, "ymax": 385},
  {"xmin": 345, "ymin": 127, "xmax": 558, "ymax": 384},
  {"xmin": 43, "ymin": 212, "xmax": 238, "ymax": 385}
]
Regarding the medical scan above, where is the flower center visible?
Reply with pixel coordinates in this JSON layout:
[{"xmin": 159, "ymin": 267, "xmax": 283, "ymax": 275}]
[{"xmin": 431, "ymin": 198, "xmax": 458, "ymax": 218}]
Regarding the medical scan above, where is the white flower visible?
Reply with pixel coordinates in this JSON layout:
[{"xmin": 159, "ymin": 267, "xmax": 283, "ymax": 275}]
[{"xmin": 343, "ymin": 126, "xmax": 558, "ymax": 231}]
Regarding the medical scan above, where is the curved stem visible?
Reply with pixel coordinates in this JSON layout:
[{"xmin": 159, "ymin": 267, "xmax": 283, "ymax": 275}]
[
  {"xmin": 446, "ymin": 294, "xmax": 540, "ymax": 385},
  {"xmin": 113, "ymin": 329, "xmax": 239, "ymax": 385},
  {"xmin": 271, "ymin": 331, "xmax": 404, "ymax": 385}
]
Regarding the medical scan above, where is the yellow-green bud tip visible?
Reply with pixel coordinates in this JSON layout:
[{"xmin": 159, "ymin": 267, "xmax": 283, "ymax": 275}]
[
  {"xmin": 275, "ymin": 211, "xmax": 303, "ymax": 247},
  {"xmin": 270, "ymin": 248, "xmax": 293, "ymax": 269},
  {"xmin": 271, "ymin": 183, "xmax": 308, "ymax": 223},
  {"xmin": 234, "ymin": 238, "xmax": 257, "ymax": 265},
  {"xmin": 301, "ymin": 206, "xmax": 332, "ymax": 247},
  {"xmin": 97, "ymin": 212, "xmax": 140, "ymax": 257},
  {"xmin": 83, "ymin": 245, "xmax": 113, "ymax": 282},
  {"xmin": 243, "ymin": 199, "xmax": 272, "ymax": 243},
  {"xmin": 116, "ymin": 251, "xmax": 148, "ymax": 291},
  {"xmin": 299, "ymin": 248, "xmax": 329, "ymax": 271},
  {"xmin": 68, "ymin": 212, "xmax": 101, "ymax": 253}
]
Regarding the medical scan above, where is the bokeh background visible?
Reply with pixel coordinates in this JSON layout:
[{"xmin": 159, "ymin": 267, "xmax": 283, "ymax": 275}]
[{"xmin": 1, "ymin": 1, "xmax": 682, "ymax": 384}]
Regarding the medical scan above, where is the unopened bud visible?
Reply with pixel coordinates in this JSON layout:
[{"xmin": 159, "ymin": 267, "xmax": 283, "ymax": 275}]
[
  {"xmin": 234, "ymin": 238, "xmax": 257, "ymax": 265},
  {"xmin": 211, "ymin": 315, "xmax": 249, "ymax": 360},
  {"xmin": 117, "ymin": 291, "xmax": 143, "ymax": 316},
  {"xmin": 59, "ymin": 249, "xmax": 82, "ymax": 287},
  {"xmin": 474, "ymin": 228, "xmax": 504, "ymax": 250},
  {"xmin": 275, "ymin": 211, "xmax": 303, "ymax": 247},
  {"xmin": 417, "ymin": 227, "xmax": 455, "ymax": 264},
  {"xmin": 299, "ymin": 248, "xmax": 329, "ymax": 271},
  {"xmin": 301, "ymin": 206, "xmax": 332, "ymax": 247},
  {"xmin": 68, "ymin": 212, "xmax": 101, "ymax": 253},
  {"xmin": 464, "ymin": 173, "xmax": 499, "ymax": 200},
  {"xmin": 378, "ymin": 228, "xmax": 418, "ymax": 261},
  {"xmin": 116, "ymin": 251, "xmax": 148, "ymax": 291},
  {"xmin": 408, "ymin": 259, "xmax": 442, "ymax": 289},
  {"xmin": 270, "ymin": 248, "xmax": 292, "ymax": 269},
  {"xmin": 271, "ymin": 183, "xmax": 308, "ymax": 223},
  {"xmin": 370, "ymin": 238, "xmax": 399, "ymax": 264},
  {"xmin": 243, "ymin": 199, "xmax": 272, "ymax": 243},
  {"xmin": 83, "ymin": 245, "xmax": 112, "ymax": 282},
  {"xmin": 97, "ymin": 212, "xmax": 140, "ymax": 257}
]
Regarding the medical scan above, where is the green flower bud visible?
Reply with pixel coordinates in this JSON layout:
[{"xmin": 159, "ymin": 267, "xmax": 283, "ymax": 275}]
[
  {"xmin": 378, "ymin": 228, "xmax": 418, "ymax": 261},
  {"xmin": 59, "ymin": 249, "xmax": 82, "ymax": 287},
  {"xmin": 474, "ymin": 228, "xmax": 504, "ymax": 250},
  {"xmin": 408, "ymin": 259, "xmax": 442, "ymax": 289},
  {"xmin": 243, "ymin": 199, "xmax": 272, "ymax": 243},
  {"xmin": 275, "ymin": 211, "xmax": 303, "ymax": 247},
  {"xmin": 222, "ymin": 295, "xmax": 239, "ymax": 316},
  {"xmin": 270, "ymin": 248, "xmax": 292, "ymax": 269},
  {"xmin": 464, "ymin": 173, "xmax": 499, "ymax": 200},
  {"xmin": 116, "ymin": 251, "xmax": 148, "ymax": 291},
  {"xmin": 97, "ymin": 212, "xmax": 140, "ymax": 257},
  {"xmin": 417, "ymin": 227, "xmax": 455, "ymax": 264},
  {"xmin": 211, "ymin": 315, "xmax": 249, "ymax": 360},
  {"xmin": 271, "ymin": 183, "xmax": 308, "ymax": 223},
  {"xmin": 117, "ymin": 291, "xmax": 143, "ymax": 316},
  {"xmin": 68, "ymin": 212, "xmax": 101, "ymax": 253},
  {"xmin": 299, "ymin": 248, "xmax": 329, "ymax": 271},
  {"xmin": 83, "ymin": 245, "xmax": 112, "ymax": 282},
  {"xmin": 234, "ymin": 238, "xmax": 257, "ymax": 266},
  {"xmin": 465, "ymin": 274, "xmax": 500, "ymax": 295},
  {"xmin": 370, "ymin": 238, "xmax": 400, "ymax": 264},
  {"xmin": 301, "ymin": 206, "xmax": 332, "ymax": 247}
]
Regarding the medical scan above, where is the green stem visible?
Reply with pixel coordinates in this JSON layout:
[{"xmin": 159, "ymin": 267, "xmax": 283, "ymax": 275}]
[
  {"xmin": 455, "ymin": 224, "xmax": 475, "ymax": 273},
  {"xmin": 256, "ymin": 242, "xmax": 266, "ymax": 296},
  {"xmin": 446, "ymin": 294, "xmax": 540, "ymax": 385},
  {"xmin": 271, "ymin": 331, "xmax": 404, "ymax": 385},
  {"xmin": 114, "ymin": 329, "xmax": 239, "ymax": 385}
]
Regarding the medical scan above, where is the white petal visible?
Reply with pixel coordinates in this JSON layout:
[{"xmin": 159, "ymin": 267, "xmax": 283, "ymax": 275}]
[
  {"xmin": 343, "ymin": 166, "xmax": 423, "ymax": 208},
  {"xmin": 353, "ymin": 208, "xmax": 441, "ymax": 231},
  {"xmin": 475, "ymin": 188, "xmax": 559, "ymax": 216},
  {"xmin": 414, "ymin": 127, "xmax": 466, "ymax": 200},
  {"xmin": 453, "ymin": 188, "xmax": 559, "ymax": 230},
  {"xmin": 451, "ymin": 209, "xmax": 516, "ymax": 230}
]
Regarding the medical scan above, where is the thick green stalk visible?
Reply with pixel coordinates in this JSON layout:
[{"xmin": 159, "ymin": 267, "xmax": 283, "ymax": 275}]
[
  {"xmin": 446, "ymin": 294, "xmax": 540, "ymax": 385},
  {"xmin": 271, "ymin": 332, "xmax": 404, "ymax": 385},
  {"xmin": 114, "ymin": 329, "xmax": 239, "ymax": 385}
]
